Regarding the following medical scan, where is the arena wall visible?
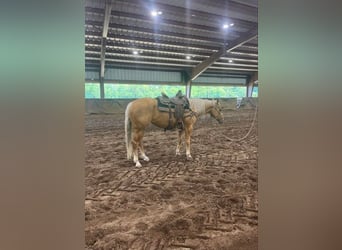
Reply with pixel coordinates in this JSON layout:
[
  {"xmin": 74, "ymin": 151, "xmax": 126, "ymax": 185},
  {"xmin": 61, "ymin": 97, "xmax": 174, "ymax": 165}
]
[{"xmin": 85, "ymin": 98, "xmax": 258, "ymax": 114}]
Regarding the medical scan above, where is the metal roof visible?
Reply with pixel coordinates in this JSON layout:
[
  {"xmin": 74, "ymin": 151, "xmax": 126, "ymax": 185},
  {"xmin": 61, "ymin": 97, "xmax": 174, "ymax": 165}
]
[{"xmin": 85, "ymin": 0, "xmax": 258, "ymax": 81}]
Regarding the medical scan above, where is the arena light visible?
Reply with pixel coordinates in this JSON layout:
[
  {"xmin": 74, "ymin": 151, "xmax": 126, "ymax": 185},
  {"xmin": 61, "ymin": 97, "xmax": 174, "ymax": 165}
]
[
  {"xmin": 133, "ymin": 50, "xmax": 139, "ymax": 55},
  {"xmin": 228, "ymin": 59, "xmax": 233, "ymax": 63},
  {"xmin": 151, "ymin": 10, "xmax": 162, "ymax": 17},
  {"xmin": 223, "ymin": 23, "xmax": 234, "ymax": 29},
  {"xmin": 186, "ymin": 55, "xmax": 191, "ymax": 60}
]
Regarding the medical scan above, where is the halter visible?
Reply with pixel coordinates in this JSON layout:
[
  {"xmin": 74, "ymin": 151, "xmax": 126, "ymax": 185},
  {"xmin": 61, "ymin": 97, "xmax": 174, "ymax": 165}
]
[{"xmin": 208, "ymin": 104, "xmax": 223, "ymax": 122}]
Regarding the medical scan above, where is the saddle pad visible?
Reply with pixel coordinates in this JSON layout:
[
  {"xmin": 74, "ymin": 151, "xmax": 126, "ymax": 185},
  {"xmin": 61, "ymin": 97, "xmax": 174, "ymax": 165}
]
[{"xmin": 156, "ymin": 97, "xmax": 190, "ymax": 113}]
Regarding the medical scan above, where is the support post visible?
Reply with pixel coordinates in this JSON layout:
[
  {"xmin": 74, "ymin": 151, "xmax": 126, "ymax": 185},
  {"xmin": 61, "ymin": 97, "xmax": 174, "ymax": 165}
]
[
  {"xmin": 99, "ymin": 0, "xmax": 112, "ymax": 99},
  {"xmin": 100, "ymin": 76, "xmax": 105, "ymax": 99},
  {"xmin": 185, "ymin": 81, "xmax": 192, "ymax": 98},
  {"xmin": 246, "ymin": 72, "xmax": 258, "ymax": 97},
  {"xmin": 246, "ymin": 81, "xmax": 254, "ymax": 97}
]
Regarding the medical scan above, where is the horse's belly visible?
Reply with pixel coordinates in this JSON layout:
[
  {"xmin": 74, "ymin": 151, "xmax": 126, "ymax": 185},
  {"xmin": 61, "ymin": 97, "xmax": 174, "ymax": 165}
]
[{"xmin": 151, "ymin": 111, "xmax": 176, "ymax": 128}]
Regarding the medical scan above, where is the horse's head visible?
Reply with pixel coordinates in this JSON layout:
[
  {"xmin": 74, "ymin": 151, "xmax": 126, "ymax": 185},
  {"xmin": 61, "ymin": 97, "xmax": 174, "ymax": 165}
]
[{"xmin": 209, "ymin": 100, "xmax": 224, "ymax": 124}]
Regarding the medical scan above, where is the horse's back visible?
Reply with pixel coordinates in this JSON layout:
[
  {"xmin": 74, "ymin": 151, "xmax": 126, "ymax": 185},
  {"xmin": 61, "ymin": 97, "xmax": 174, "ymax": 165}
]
[
  {"xmin": 127, "ymin": 98, "xmax": 156, "ymax": 112},
  {"xmin": 126, "ymin": 98, "xmax": 157, "ymax": 127}
]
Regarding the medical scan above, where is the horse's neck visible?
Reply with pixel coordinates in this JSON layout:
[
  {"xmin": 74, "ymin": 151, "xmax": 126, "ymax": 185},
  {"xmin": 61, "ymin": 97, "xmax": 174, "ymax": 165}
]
[{"xmin": 189, "ymin": 99, "xmax": 214, "ymax": 116}]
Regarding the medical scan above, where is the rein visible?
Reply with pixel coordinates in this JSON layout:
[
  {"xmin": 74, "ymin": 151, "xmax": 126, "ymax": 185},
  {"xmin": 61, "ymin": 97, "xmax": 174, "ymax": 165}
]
[
  {"xmin": 221, "ymin": 104, "xmax": 258, "ymax": 142},
  {"xmin": 184, "ymin": 109, "xmax": 199, "ymax": 118}
]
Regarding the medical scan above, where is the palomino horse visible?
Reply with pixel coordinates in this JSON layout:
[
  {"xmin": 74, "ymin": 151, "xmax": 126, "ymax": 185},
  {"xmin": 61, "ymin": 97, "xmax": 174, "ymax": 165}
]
[{"xmin": 125, "ymin": 98, "xmax": 223, "ymax": 167}]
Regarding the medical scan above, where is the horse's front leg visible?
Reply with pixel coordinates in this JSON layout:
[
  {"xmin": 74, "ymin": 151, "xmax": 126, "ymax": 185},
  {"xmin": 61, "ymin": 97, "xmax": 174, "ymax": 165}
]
[
  {"xmin": 184, "ymin": 124, "xmax": 193, "ymax": 160},
  {"xmin": 176, "ymin": 130, "xmax": 183, "ymax": 156}
]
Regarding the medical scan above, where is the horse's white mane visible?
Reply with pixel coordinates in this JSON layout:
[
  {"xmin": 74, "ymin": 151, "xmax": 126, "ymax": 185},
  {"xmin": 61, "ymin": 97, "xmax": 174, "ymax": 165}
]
[{"xmin": 189, "ymin": 99, "xmax": 216, "ymax": 116}]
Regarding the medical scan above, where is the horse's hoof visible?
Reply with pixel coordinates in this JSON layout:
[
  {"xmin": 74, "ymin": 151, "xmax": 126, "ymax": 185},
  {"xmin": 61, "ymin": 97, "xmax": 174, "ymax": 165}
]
[
  {"xmin": 176, "ymin": 151, "xmax": 181, "ymax": 156},
  {"xmin": 135, "ymin": 161, "xmax": 142, "ymax": 167},
  {"xmin": 186, "ymin": 155, "xmax": 193, "ymax": 161},
  {"xmin": 143, "ymin": 156, "xmax": 149, "ymax": 162}
]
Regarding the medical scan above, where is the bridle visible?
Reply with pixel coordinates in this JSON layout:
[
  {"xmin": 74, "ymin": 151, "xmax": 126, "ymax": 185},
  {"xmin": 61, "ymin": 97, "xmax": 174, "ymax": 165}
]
[{"xmin": 209, "ymin": 104, "xmax": 223, "ymax": 122}]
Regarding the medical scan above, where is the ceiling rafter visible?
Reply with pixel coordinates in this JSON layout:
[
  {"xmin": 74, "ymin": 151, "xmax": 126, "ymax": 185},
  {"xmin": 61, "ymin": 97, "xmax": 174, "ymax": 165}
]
[
  {"xmin": 229, "ymin": 0, "xmax": 258, "ymax": 8},
  {"xmin": 85, "ymin": 20, "xmax": 238, "ymax": 45},
  {"xmin": 85, "ymin": 4, "xmax": 255, "ymax": 31},
  {"xmin": 85, "ymin": 55, "xmax": 257, "ymax": 72},
  {"xmin": 104, "ymin": 36, "xmax": 219, "ymax": 52},
  {"xmin": 86, "ymin": 49, "xmax": 258, "ymax": 67},
  {"xmin": 85, "ymin": 61, "xmax": 256, "ymax": 77},
  {"xmin": 226, "ymin": 27, "xmax": 258, "ymax": 53},
  {"xmin": 191, "ymin": 27, "xmax": 258, "ymax": 81},
  {"xmin": 85, "ymin": 0, "xmax": 258, "ymax": 80},
  {"xmin": 85, "ymin": 44, "xmax": 259, "ymax": 63},
  {"xmin": 113, "ymin": 0, "xmax": 257, "ymax": 25},
  {"xmin": 110, "ymin": 10, "xmax": 246, "ymax": 34}
]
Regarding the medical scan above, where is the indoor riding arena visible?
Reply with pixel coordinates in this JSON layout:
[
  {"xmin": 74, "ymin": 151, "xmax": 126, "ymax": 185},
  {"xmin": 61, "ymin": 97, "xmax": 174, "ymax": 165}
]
[{"xmin": 85, "ymin": 0, "xmax": 258, "ymax": 249}]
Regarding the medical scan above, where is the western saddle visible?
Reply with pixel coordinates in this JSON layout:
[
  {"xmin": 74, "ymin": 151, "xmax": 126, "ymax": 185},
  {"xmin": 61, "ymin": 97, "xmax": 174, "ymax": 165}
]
[{"xmin": 156, "ymin": 90, "xmax": 190, "ymax": 130}]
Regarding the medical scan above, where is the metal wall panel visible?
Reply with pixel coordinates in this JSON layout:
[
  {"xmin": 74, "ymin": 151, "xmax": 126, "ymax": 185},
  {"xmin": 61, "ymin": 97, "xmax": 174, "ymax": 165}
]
[
  {"xmin": 86, "ymin": 68, "xmax": 247, "ymax": 85},
  {"xmin": 104, "ymin": 68, "xmax": 182, "ymax": 83},
  {"xmin": 85, "ymin": 71, "xmax": 100, "ymax": 81},
  {"xmin": 193, "ymin": 76, "xmax": 246, "ymax": 85}
]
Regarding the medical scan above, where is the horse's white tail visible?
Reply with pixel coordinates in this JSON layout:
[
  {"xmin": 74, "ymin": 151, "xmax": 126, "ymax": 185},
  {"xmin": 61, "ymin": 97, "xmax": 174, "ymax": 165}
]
[{"xmin": 125, "ymin": 103, "xmax": 133, "ymax": 160}]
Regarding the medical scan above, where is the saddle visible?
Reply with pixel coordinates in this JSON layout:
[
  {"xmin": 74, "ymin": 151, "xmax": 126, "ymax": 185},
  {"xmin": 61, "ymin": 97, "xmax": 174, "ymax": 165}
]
[{"xmin": 156, "ymin": 90, "xmax": 190, "ymax": 130}]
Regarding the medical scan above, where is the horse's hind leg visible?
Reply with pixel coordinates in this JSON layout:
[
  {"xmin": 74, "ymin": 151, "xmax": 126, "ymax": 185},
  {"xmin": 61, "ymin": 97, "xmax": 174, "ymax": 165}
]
[
  {"xmin": 138, "ymin": 137, "xmax": 149, "ymax": 162},
  {"xmin": 132, "ymin": 128, "xmax": 144, "ymax": 167},
  {"xmin": 176, "ymin": 130, "xmax": 183, "ymax": 156}
]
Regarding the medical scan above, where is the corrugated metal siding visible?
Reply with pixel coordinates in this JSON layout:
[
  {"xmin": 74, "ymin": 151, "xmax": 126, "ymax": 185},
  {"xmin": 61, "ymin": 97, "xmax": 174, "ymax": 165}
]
[
  {"xmin": 85, "ymin": 71, "xmax": 100, "ymax": 81},
  {"xmin": 193, "ymin": 76, "xmax": 246, "ymax": 85},
  {"xmin": 104, "ymin": 68, "xmax": 182, "ymax": 83}
]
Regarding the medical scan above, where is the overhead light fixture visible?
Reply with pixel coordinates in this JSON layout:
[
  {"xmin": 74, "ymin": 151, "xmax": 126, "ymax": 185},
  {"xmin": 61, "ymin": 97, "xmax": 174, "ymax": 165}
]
[
  {"xmin": 228, "ymin": 59, "xmax": 233, "ymax": 63},
  {"xmin": 186, "ymin": 55, "xmax": 191, "ymax": 60},
  {"xmin": 151, "ymin": 10, "xmax": 162, "ymax": 17},
  {"xmin": 223, "ymin": 23, "xmax": 234, "ymax": 29},
  {"xmin": 133, "ymin": 50, "xmax": 139, "ymax": 55}
]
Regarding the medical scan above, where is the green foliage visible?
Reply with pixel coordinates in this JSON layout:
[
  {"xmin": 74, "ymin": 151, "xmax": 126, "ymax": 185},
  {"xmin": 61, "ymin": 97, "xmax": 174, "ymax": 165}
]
[
  {"xmin": 84, "ymin": 83, "xmax": 251, "ymax": 99},
  {"xmin": 103, "ymin": 84, "xmax": 186, "ymax": 98},
  {"xmin": 85, "ymin": 83, "xmax": 100, "ymax": 98},
  {"xmin": 191, "ymin": 85, "xmax": 246, "ymax": 98}
]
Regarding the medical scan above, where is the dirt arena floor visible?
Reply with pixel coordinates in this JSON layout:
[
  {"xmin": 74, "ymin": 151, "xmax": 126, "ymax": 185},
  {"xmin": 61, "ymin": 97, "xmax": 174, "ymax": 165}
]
[{"xmin": 85, "ymin": 108, "xmax": 258, "ymax": 249}]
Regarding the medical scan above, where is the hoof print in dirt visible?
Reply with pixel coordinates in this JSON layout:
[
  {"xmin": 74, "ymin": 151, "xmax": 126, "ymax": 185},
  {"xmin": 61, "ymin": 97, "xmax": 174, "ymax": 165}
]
[{"xmin": 85, "ymin": 107, "xmax": 258, "ymax": 250}]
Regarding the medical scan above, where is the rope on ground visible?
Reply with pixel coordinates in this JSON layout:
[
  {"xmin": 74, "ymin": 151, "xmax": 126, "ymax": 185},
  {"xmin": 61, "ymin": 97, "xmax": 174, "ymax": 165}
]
[{"xmin": 222, "ymin": 104, "xmax": 258, "ymax": 142}]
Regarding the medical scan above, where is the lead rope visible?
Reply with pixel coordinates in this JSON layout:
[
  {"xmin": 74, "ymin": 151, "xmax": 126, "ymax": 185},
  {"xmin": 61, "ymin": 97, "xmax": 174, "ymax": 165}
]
[{"xmin": 221, "ymin": 103, "xmax": 258, "ymax": 142}]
